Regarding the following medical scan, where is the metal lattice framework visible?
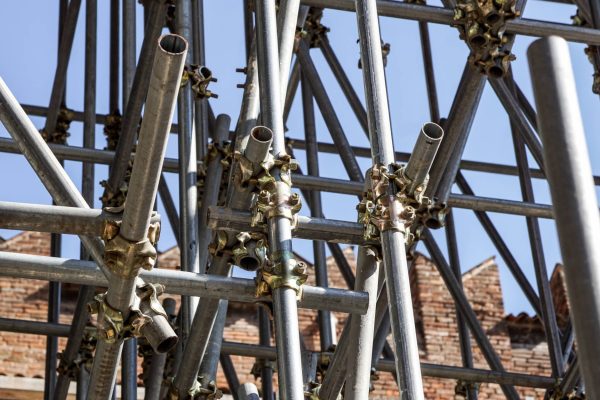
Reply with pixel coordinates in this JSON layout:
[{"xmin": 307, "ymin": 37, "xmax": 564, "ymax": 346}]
[{"xmin": 0, "ymin": 0, "xmax": 599, "ymax": 399}]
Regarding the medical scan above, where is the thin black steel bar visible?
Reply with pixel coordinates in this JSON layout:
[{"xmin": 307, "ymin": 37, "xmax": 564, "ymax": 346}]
[
  {"xmin": 192, "ymin": 0, "xmax": 210, "ymax": 161},
  {"xmin": 418, "ymin": 21, "xmax": 440, "ymax": 123},
  {"xmin": 220, "ymin": 354, "xmax": 241, "ymax": 400},
  {"xmin": 109, "ymin": 0, "xmax": 119, "ymax": 113},
  {"xmin": 297, "ymin": 41, "xmax": 364, "ymax": 182},
  {"xmin": 53, "ymin": 1, "xmax": 97, "ymax": 396},
  {"xmin": 258, "ymin": 306, "xmax": 274, "ymax": 400},
  {"xmin": 219, "ymin": 341, "xmax": 556, "ymax": 388},
  {"xmin": 508, "ymin": 79, "xmax": 564, "ymax": 378},
  {"xmin": 301, "ymin": 71, "xmax": 334, "ymax": 351},
  {"xmin": 0, "ymin": 317, "xmax": 558, "ymax": 389},
  {"xmin": 445, "ymin": 210, "xmax": 478, "ymax": 400},
  {"xmin": 454, "ymin": 172, "xmax": 543, "ymax": 317},
  {"xmin": 318, "ymin": 35, "xmax": 369, "ymax": 135},
  {"xmin": 422, "ymin": 233, "xmax": 520, "ymax": 399},
  {"xmin": 42, "ymin": 0, "xmax": 82, "ymax": 135},
  {"xmin": 44, "ymin": 234, "xmax": 61, "ymax": 400},
  {"xmin": 158, "ymin": 174, "xmax": 181, "ymax": 246},
  {"xmin": 121, "ymin": 4, "xmax": 138, "ymax": 397}
]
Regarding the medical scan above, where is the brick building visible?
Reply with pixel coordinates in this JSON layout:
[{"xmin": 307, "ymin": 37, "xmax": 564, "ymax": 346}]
[{"xmin": 0, "ymin": 231, "xmax": 569, "ymax": 399}]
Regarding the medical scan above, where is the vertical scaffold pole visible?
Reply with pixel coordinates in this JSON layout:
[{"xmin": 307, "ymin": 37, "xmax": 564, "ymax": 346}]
[
  {"xmin": 354, "ymin": 0, "xmax": 425, "ymax": 397},
  {"xmin": 528, "ymin": 36, "xmax": 600, "ymax": 399}
]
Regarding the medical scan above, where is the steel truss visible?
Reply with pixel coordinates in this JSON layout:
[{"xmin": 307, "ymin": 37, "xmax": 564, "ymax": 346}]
[{"xmin": 0, "ymin": 0, "xmax": 599, "ymax": 399}]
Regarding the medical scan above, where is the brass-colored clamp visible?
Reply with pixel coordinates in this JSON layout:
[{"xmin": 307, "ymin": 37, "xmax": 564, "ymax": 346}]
[
  {"xmin": 358, "ymin": 164, "xmax": 443, "ymax": 247},
  {"xmin": 39, "ymin": 107, "xmax": 74, "ymax": 144},
  {"xmin": 129, "ymin": 283, "xmax": 168, "ymax": 337},
  {"xmin": 250, "ymin": 155, "xmax": 301, "ymax": 227},
  {"xmin": 453, "ymin": 0, "xmax": 519, "ymax": 77},
  {"xmin": 256, "ymin": 255, "xmax": 308, "ymax": 297},
  {"xmin": 357, "ymin": 164, "xmax": 417, "ymax": 243},
  {"xmin": 88, "ymin": 293, "xmax": 124, "ymax": 343},
  {"xmin": 103, "ymin": 220, "xmax": 160, "ymax": 278},
  {"xmin": 232, "ymin": 231, "xmax": 268, "ymax": 271},
  {"xmin": 182, "ymin": 64, "xmax": 218, "ymax": 99}
]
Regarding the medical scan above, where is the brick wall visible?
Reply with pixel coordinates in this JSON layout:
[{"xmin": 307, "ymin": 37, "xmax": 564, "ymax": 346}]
[{"xmin": 0, "ymin": 232, "xmax": 567, "ymax": 399}]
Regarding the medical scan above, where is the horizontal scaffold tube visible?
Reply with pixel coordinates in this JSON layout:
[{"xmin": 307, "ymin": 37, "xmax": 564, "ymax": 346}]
[
  {"xmin": 0, "ymin": 251, "xmax": 368, "ymax": 315},
  {"xmin": 207, "ymin": 199, "xmax": 552, "ymax": 247},
  {"xmin": 300, "ymin": 0, "xmax": 600, "ymax": 46},
  {"xmin": 0, "ymin": 201, "xmax": 160, "ymax": 236},
  {"xmin": 0, "ymin": 318, "xmax": 556, "ymax": 389},
  {"xmin": 208, "ymin": 206, "xmax": 369, "ymax": 244}
]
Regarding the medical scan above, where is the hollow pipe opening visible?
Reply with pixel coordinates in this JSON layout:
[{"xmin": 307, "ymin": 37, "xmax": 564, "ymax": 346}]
[
  {"xmin": 158, "ymin": 34, "xmax": 188, "ymax": 55},
  {"xmin": 487, "ymin": 65, "xmax": 505, "ymax": 79},
  {"xmin": 238, "ymin": 256, "xmax": 260, "ymax": 271},
  {"xmin": 251, "ymin": 125, "xmax": 273, "ymax": 143},
  {"xmin": 422, "ymin": 122, "xmax": 444, "ymax": 142},
  {"xmin": 469, "ymin": 35, "xmax": 487, "ymax": 47},
  {"xmin": 199, "ymin": 66, "xmax": 212, "ymax": 80}
]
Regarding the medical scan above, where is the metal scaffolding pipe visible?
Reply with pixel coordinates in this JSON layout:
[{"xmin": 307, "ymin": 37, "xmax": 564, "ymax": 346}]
[
  {"xmin": 344, "ymin": 247, "xmax": 380, "ymax": 399},
  {"xmin": 0, "ymin": 75, "xmax": 110, "ymax": 277},
  {"xmin": 105, "ymin": 0, "xmax": 168, "ymax": 197},
  {"xmin": 218, "ymin": 342, "xmax": 556, "ymax": 388},
  {"xmin": 87, "ymin": 33, "xmax": 186, "ymax": 400},
  {"xmin": 255, "ymin": 0, "xmax": 304, "ymax": 397},
  {"xmin": 300, "ymin": 0, "xmax": 600, "ymax": 45},
  {"xmin": 355, "ymin": 0, "xmax": 424, "ymax": 397},
  {"xmin": 404, "ymin": 122, "xmax": 444, "ymax": 196},
  {"xmin": 529, "ymin": 36, "xmax": 600, "ymax": 399},
  {"xmin": 42, "ymin": 0, "xmax": 82, "ymax": 135},
  {"xmin": 0, "ymin": 201, "xmax": 160, "ymax": 236}
]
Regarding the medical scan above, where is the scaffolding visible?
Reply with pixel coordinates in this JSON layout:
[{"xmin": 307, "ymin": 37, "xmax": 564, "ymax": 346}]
[{"xmin": 0, "ymin": 0, "xmax": 599, "ymax": 399}]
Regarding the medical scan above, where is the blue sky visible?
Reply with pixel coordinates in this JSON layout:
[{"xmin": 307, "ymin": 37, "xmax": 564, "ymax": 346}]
[{"xmin": 1, "ymin": 0, "xmax": 599, "ymax": 314}]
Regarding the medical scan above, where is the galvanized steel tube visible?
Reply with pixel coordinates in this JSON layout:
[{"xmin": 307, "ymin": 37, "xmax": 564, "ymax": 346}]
[
  {"xmin": 528, "ymin": 36, "xmax": 600, "ymax": 399},
  {"xmin": 356, "ymin": 0, "xmax": 424, "ymax": 395},
  {"xmin": 87, "ymin": 33, "xmax": 187, "ymax": 400},
  {"xmin": 255, "ymin": 0, "xmax": 304, "ymax": 397},
  {"xmin": 344, "ymin": 247, "xmax": 379, "ymax": 399},
  {"xmin": 404, "ymin": 122, "xmax": 443, "ymax": 196}
]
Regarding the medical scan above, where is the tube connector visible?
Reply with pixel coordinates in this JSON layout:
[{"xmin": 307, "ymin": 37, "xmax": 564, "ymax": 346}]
[
  {"xmin": 133, "ymin": 283, "xmax": 178, "ymax": 353},
  {"xmin": 453, "ymin": 0, "xmax": 519, "ymax": 77}
]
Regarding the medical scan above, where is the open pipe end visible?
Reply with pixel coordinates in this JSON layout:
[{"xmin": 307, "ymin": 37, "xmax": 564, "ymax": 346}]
[
  {"xmin": 250, "ymin": 126, "xmax": 274, "ymax": 143},
  {"xmin": 238, "ymin": 256, "xmax": 260, "ymax": 271},
  {"xmin": 421, "ymin": 122, "xmax": 444, "ymax": 142},
  {"xmin": 140, "ymin": 313, "xmax": 179, "ymax": 353},
  {"xmin": 158, "ymin": 34, "xmax": 188, "ymax": 55}
]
